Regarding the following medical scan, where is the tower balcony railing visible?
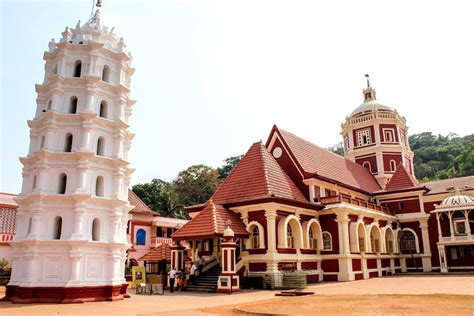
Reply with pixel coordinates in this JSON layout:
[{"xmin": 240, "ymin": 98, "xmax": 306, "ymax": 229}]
[
  {"xmin": 318, "ymin": 193, "xmax": 393, "ymax": 215},
  {"xmin": 347, "ymin": 112, "xmax": 405, "ymax": 125},
  {"xmin": 150, "ymin": 236, "xmax": 175, "ymax": 247}
]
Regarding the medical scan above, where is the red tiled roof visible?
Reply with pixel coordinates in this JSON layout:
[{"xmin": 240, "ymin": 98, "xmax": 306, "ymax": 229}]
[
  {"xmin": 212, "ymin": 141, "xmax": 307, "ymax": 204},
  {"xmin": 424, "ymin": 176, "xmax": 474, "ymax": 195},
  {"xmin": 384, "ymin": 163, "xmax": 421, "ymax": 191},
  {"xmin": 172, "ymin": 200, "xmax": 248, "ymax": 240},
  {"xmin": 138, "ymin": 243, "xmax": 171, "ymax": 261},
  {"xmin": 270, "ymin": 127, "xmax": 381, "ymax": 193},
  {"xmin": 128, "ymin": 189, "xmax": 154, "ymax": 214},
  {"xmin": 0, "ymin": 193, "xmax": 18, "ymax": 208}
]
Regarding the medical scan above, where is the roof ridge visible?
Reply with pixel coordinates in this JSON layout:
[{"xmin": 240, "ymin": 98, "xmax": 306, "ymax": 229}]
[
  {"xmin": 259, "ymin": 142, "xmax": 272, "ymax": 197},
  {"xmin": 425, "ymin": 175, "xmax": 474, "ymax": 184},
  {"xmin": 210, "ymin": 200, "xmax": 218, "ymax": 234}
]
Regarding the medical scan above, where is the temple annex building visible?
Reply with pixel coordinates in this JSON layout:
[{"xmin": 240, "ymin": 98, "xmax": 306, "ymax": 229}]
[{"xmin": 172, "ymin": 81, "xmax": 474, "ymax": 286}]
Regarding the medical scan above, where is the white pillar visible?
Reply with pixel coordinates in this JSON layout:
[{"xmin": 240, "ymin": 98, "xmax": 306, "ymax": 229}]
[
  {"xmin": 265, "ymin": 209, "xmax": 277, "ymax": 253},
  {"xmin": 435, "ymin": 213, "xmax": 442, "ymax": 242},
  {"xmin": 447, "ymin": 212, "xmax": 455, "ymax": 237}
]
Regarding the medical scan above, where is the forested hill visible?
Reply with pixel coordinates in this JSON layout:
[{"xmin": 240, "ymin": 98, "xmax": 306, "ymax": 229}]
[{"xmin": 409, "ymin": 132, "xmax": 473, "ymax": 181}]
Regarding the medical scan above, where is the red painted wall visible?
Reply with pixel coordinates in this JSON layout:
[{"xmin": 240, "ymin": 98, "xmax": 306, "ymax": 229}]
[
  {"xmin": 321, "ymin": 259, "xmax": 339, "ymax": 272},
  {"xmin": 352, "ymin": 259, "xmax": 361, "ymax": 271},
  {"xmin": 382, "ymin": 153, "xmax": 402, "ymax": 173},
  {"xmin": 248, "ymin": 210, "xmax": 268, "ymax": 250},
  {"xmin": 249, "ymin": 262, "xmax": 267, "ymax": 272},
  {"xmin": 319, "ymin": 214, "xmax": 339, "ymax": 254},
  {"xmin": 301, "ymin": 261, "xmax": 318, "ymax": 270},
  {"xmin": 383, "ymin": 198, "xmax": 420, "ymax": 214},
  {"xmin": 355, "ymin": 155, "xmax": 378, "ymax": 173}
]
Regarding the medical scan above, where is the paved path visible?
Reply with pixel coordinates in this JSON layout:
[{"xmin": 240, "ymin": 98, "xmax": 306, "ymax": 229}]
[{"xmin": 1, "ymin": 275, "xmax": 472, "ymax": 315}]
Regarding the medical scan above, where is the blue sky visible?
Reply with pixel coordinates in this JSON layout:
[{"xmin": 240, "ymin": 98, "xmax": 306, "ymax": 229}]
[{"xmin": 1, "ymin": 0, "xmax": 473, "ymax": 194}]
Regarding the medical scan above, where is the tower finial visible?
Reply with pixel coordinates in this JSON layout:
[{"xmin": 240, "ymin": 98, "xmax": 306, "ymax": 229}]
[
  {"xmin": 365, "ymin": 74, "xmax": 371, "ymax": 88},
  {"xmin": 90, "ymin": 0, "xmax": 102, "ymax": 17}
]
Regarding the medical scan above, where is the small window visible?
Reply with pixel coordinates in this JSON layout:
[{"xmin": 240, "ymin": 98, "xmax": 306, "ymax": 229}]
[
  {"xmin": 32, "ymin": 175, "xmax": 37, "ymax": 191},
  {"xmin": 27, "ymin": 217, "xmax": 33, "ymax": 235},
  {"xmin": 390, "ymin": 160, "xmax": 397, "ymax": 172},
  {"xmin": 58, "ymin": 173, "xmax": 67, "ymax": 194},
  {"xmin": 64, "ymin": 133, "xmax": 73, "ymax": 152},
  {"xmin": 287, "ymin": 224, "xmax": 294, "ymax": 248},
  {"xmin": 252, "ymin": 226, "xmax": 260, "ymax": 249},
  {"xmin": 92, "ymin": 218, "xmax": 100, "ymax": 241},
  {"xmin": 322, "ymin": 232, "xmax": 332, "ymax": 250},
  {"xmin": 454, "ymin": 219, "xmax": 467, "ymax": 235},
  {"xmin": 96, "ymin": 137, "xmax": 105, "ymax": 156},
  {"xmin": 95, "ymin": 176, "xmax": 104, "ymax": 197},
  {"xmin": 69, "ymin": 96, "xmax": 78, "ymax": 114},
  {"xmin": 53, "ymin": 216, "xmax": 62, "ymax": 240},
  {"xmin": 52, "ymin": 64, "xmax": 58, "ymax": 75},
  {"xmin": 386, "ymin": 240, "xmax": 394, "ymax": 253},
  {"xmin": 47, "ymin": 100, "xmax": 52, "ymax": 111},
  {"xmin": 356, "ymin": 129, "xmax": 371, "ymax": 147},
  {"xmin": 136, "ymin": 228, "xmax": 146, "ymax": 245},
  {"xmin": 156, "ymin": 226, "xmax": 163, "ymax": 237},
  {"xmin": 99, "ymin": 100, "xmax": 108, "ymax": 118},
  {"xmin": 308, "ymin": 227, "xmax": 317, "ymax": 250},
  {"xmin": 40, "ymin": 135, "xmax": 45, "ymax": 149},
  {"xmin": 399, "ymin": 202, "xmax": 404, "ymax": 210},
  {"xmin": 73, "ymin": 60, "xmax": 82, "ymax": 77},
  {"xmin": 102, "ymin": 65, "xmax": 111, "ymax": 82},
  {"xmin": 359, "ymin": 237, "xmax": 365, "ymax": 252},
  {"xmin": 384, "ymin": 130, "xmax": 394, "ymax": 142},
  {"xmin": 363, "ymin": 161, "xmax": 372, "ymax": 173}
]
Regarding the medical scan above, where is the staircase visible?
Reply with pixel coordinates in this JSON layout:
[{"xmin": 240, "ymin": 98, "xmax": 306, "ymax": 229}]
[{"xmin": 183, "ymin": 265, "xmax": 221, "ymax": 293}]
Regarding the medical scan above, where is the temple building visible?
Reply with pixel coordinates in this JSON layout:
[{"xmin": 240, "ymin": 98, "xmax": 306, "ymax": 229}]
[
  {"xmin": 172, "ymin": 80, "xmax": 474, "ymax": 290},
  {"xmin": 4, "ymin": 8, "xmax": 136, "ymax": 303}
]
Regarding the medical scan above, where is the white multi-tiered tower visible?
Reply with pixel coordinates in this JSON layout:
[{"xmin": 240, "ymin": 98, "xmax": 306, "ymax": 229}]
[{"xmin": 5, "ymin": 10, "xmax": 135, "ymax": 303}]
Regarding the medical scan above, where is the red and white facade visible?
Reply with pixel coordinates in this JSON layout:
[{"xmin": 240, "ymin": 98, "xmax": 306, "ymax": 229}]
[
  {"xmin": 4, "ymin": 10, "xmax": 136, "ymax": 303},
  {"xmin": 0, "ymin": 193, "xmax": 18, "ymax": 264},
  {"xmin": 173, "ymin": 81, "xmax": 474, "ymax": 287}
]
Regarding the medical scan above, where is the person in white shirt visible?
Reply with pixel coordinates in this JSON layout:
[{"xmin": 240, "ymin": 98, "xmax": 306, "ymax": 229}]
[
  {"xmin": 190, "ymin": 263, "xmax": 197, "ymax": 284},
  {"xmin": 168, "ymin": 267, "xmax": 177, "ymax": 293}
]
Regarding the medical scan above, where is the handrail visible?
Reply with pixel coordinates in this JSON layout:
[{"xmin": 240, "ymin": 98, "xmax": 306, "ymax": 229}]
[{"xmin": 319, "ymin": 194, "xmax": 393, "ymax": 215}]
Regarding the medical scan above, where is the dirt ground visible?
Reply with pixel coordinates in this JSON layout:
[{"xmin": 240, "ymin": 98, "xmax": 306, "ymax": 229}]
[{"xmin": 0, "ymin": 275, "xmax": 473, "ymax": 315}]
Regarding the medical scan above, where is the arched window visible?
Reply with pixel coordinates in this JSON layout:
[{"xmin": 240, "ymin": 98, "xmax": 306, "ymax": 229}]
[
  {"xmin": 47, "ymin": 100, "xmax": 52, "ymax": 111},
  {"xmin": 322, "ymin": 232, "xmax": 332, "ymax": 250},
  {"xmin": 385, "ymin": 228, "xmax": 394, "ymax": 253},
  {"xmin": 400, "ymin": 230, "xmax": 417, "ymax": 253},
  {"xmin": 102, "ymin": 65, "xmax": 111, "ymax": 82},
  {"xmin": 64, "ymin": 133, "xmax": 73, "ymax": 152},
  {"xmin": 136, "ymin": 228, "xmax": 146, "ymax": 245},
  {"xmin": 58, "ymin": 173, "xmax": 67, "ymax": 194},
  {"xmin": 363, "ymin": 161, "xmax": 372, "ymax": 173},
  {"xmin": 287, "ymin": 225, "xmax": 294, "ymax": 248},
  {"xmin": 92, "ymin": 218, "xmax": 100, "ymax": 241},
  {"xmin": 96, "ymin": 137, "xmax": 105, "ymax": 156},
  {"xmin": 308, "ymin": 227, "xmax": 318, "ymax": 250},
  {"xmin": 358, "ymin": 223, "xmax": 366, "ymax": 252},
  {"xmin": 40, "ymin": 135, "xmax": 45, "ymax": 149},
  {"xmin": 95, "ymin": 176, "xmax": 104, "ymax": 197},
  {"xmin": 52, "ymin": 216, "xmax": 62, "ymax": 240},
  {"xmin": 370, "ymin": 226, "xmax": 381, "ymax": 253},
  {"xmin": 69, "ymin": 96, "xmax": 78, "ymax": 114},
  {"xmin": 32, "ymin": 175, "xmax": 37, "ymax": 191},
  {"xmin": 99, "ymin": 100, "xmax": 108, "ymax": 118},
  {"xmin": 73, "ymin": 60, "xmax": 82, "ymax": 77},
  {"xmin": 390, "ymin": 160, "xmax": 397, "ymax": 172},
  {"xmin": 251, "ymin": 226, "xmax": 260, "ymax": 249}
]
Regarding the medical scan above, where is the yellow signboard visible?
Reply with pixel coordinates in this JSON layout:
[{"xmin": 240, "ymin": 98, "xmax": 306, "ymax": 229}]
[{"xmin": 132, "ymin": 266, "xmax": 146, "ymax": 288}]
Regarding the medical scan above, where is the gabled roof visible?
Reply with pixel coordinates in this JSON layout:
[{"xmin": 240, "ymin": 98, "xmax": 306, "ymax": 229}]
[
  {"xmin": 128, "ymin": 189, "xmax": 155, "ymax": 214},
  {"xmin": 267, "ymin": 126, "xmax": 381, "ymax": 193},
  {"xmin": 138, "ymin": 244, "xmax": 171, "ymax": 261},
  {"xmin": 212, "ymin": 141, "xmax": 307, "ymax": 204},
  {"xmin": 424, "ymin": 176, "xmax": 474, "ymax": 195},
  {"xmin": 172, "ymin": 200, "xmax": 248, "ymax": 240},
  {"xmin": 384, "ymin": 163, "xmax": 423, "ymax": 192}
]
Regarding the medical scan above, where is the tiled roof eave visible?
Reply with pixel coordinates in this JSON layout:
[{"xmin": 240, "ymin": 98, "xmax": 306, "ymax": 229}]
[
  {"xmin": 431, "ymin": 203, "xmax": 474, "ymax": 212},
  {"xmin": 224, "ymin": 195, "xmax": 323, "ymax": 210},
  {"xmin": 373, "ymin": 186, "xmax": 429, "ymax": 195},
  {"xmin": 307, "ymin": 173, "xmax": 378, "ymax": 195}
]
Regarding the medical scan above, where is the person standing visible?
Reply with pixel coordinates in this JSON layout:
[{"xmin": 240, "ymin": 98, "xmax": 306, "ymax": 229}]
[
  {"xmin": 168, "ymin": 267, "xmax": 177, "ymax": 293},
  {"xmin": 190, "ymin": 262, "xmax": 197, "ymax": 284}
]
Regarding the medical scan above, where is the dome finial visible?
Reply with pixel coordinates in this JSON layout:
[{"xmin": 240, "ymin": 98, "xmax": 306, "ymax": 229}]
[{"xmin": 362, "ymin": 74, "xmax": 376, "ymax": 102}]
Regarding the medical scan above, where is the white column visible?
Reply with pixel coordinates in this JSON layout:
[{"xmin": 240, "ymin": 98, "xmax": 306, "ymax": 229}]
[
  {"xmin": 447, "ymin": 212, "xmax": 455, "ymax": 237},
  {"xmin": 463, "ymin": 210, "xmax": 471, "ymax": 236},
  {"xmin": 265, "ymin": 209, "xmax": 277, "ymax": 253},
  {"xmin": 80, "ymin": 128, "xmax": 92, "ymax": 151},
  {"xmin": 309, "ymin": 184, "xmax": 315, "ymax": 202},
  {"xmin": 435, "ymin": 213, "xmax": 442, "ymax": 242},
  {"xmin": 419, "ymin": 218, "xmax": 432, "ymax": 272}
]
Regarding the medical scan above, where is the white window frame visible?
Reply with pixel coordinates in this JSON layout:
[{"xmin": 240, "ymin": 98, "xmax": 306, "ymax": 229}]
[
  {"xmin": 356, "ymin": 128, "xmax": 371, "ymax": 147},
  {"xmin": 322, "ymin": 231, "xmax": 332, "ymax": 251}
]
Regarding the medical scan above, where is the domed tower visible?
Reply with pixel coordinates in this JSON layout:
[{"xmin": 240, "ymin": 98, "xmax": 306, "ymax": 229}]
[
  {"xmin": 6, "ymin": 8, "xmax": 135, "ymax": 303},
  {"xmin": 340, "ymin": 75, "xmax": 414, "ymax": 188}
]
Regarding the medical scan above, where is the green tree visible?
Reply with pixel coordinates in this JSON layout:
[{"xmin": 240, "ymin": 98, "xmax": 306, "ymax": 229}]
[
  {"xmin": 217, "ymin": 155, "xmax": 243, "ymax": 180},
  {"xmin": 328, "ymin": 142, "xmax": 344, "ymax": 156},
  {"xmin": 132, "ymin": 179, "xmax": 184, "ymax": 218},
  {"xmin": 173, "ymin": 164, "xmax": 220, "ymax": 207}
]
